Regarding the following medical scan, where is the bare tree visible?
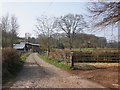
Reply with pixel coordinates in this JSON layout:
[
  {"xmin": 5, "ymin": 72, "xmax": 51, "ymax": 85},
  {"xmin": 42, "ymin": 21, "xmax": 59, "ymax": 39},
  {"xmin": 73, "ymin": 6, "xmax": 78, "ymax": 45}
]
[
  {"xmin": 87, "ymin": 2, "xmax": 120, "ymax": 27},
  {"xmin": 56, "ymin": 14, "xmax": 87, "ymax": 49},
  {"xmin": 1, "ymin": 14, "xmax": 19, "ymax": 48},
  {"xmin": 1, "ymin": 14, "xmax": 10, "ymax": 47},
  {"xmin": 35, "ymin": 16, "xmax": 56, "ymax": 55},
  {"xmin": 10, "ymin": 15, "xmax": 19, "ymax": 47}
]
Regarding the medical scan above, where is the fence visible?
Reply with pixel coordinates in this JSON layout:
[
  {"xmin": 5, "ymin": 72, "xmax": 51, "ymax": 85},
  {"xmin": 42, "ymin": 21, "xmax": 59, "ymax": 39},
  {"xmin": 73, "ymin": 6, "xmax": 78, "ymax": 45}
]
[
  {"xmin": 72, "ymin": 51, "xmax": 120, "ymax": 62},
  {"xmin": 49, "ymin": 49, "xmax": 120, "ymax": 63}
]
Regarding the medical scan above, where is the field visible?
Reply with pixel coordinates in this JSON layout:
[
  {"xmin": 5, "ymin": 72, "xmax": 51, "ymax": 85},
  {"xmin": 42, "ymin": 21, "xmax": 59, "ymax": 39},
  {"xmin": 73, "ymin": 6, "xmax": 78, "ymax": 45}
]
[
  {"xmin": 68, "ymin": 63, "xmax": 119, "ymax": 88},
  {"xmin": 75, "ymin": 62, "xmax": 118, "ymax": 68},
  {"xmin": 65, "ymin": 48, "xmax": 118, "ymax": 51}
]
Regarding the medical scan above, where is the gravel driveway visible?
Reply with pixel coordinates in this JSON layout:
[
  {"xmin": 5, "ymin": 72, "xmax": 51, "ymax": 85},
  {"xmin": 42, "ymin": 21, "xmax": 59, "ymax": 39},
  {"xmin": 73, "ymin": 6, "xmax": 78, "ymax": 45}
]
[{"xmin": 11, "ymin": 53, "xmax": 107, "ymax": 88}]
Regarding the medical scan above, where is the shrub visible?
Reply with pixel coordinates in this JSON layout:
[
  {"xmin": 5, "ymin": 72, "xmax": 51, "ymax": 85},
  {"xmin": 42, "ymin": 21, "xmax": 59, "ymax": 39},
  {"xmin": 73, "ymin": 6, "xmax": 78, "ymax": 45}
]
[
  {"xmin": 49, "ymin": 49, "xmax": 70, "ymax": 63},
  {"xmin": 2, "ymin": 48, "xmax": 22, "ymax": 83}
]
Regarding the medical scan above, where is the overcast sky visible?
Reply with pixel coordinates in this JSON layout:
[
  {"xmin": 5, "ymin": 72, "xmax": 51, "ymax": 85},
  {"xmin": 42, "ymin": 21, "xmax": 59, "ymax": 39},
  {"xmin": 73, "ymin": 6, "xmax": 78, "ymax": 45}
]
[{"xmin": 1, "ymin": 1, "xmax": 118, "ymax": 41}]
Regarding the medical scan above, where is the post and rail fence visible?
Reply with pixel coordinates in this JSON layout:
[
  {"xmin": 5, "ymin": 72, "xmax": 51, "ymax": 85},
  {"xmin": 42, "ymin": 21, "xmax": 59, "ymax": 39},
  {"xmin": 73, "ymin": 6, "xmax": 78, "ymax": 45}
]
[
  {"xmin": 69, "ymin": 50, "xmax": 120, "ymax": 67},
  {"xmin": 45, "ymin": 49, "xmax": 120, "ymax": 67}
]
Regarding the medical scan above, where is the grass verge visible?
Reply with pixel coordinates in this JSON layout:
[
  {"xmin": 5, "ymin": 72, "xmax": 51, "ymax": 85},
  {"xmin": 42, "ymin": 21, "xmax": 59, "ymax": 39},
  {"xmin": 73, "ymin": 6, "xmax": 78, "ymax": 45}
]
[
  {"xmin": 20, "ymin": 52, "xmax": 31, "ymax": 63},
  {"xmin": 37, "ymin": 54, "xmax": 71, "ymax": 69}
]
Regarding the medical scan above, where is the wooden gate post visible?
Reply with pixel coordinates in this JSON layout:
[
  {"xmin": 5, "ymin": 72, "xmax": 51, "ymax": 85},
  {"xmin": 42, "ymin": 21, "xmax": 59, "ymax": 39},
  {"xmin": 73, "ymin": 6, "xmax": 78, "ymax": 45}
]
[{"xmin": 70, "ymin": 52, "xmax": 74, "ymax": 67}]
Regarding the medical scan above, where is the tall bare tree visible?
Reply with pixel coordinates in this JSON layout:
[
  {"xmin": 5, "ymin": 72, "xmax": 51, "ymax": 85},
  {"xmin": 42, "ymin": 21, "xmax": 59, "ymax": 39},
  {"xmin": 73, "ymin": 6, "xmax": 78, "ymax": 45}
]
[
  {"xmin": 1, "ymin": 14, "xmax": 19, "ymax": 48},
  {"xmin": 56, "ymin": 14, "xmax": 87, "ymax": 49},
  {"xmin": 35, "ymin": 16, "xmax": 56, "ymax": 54},
  {"xmin": 87, "ymin": 2, "xmax": 120, "ymax": 27},
  {"xmin": 10, "ymin": 15, "xmax": 19, "ymax": 47},
  {"xmin": 1, "ymin": 14, "xmax": 10, "ymax": 47}
]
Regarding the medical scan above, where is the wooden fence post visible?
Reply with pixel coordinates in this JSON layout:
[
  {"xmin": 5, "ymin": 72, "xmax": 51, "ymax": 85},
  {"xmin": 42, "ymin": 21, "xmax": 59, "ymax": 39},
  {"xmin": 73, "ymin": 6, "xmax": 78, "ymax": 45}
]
[{"xmin": 70, "ymin": 52, "xmax": 74, "ymax": 67}]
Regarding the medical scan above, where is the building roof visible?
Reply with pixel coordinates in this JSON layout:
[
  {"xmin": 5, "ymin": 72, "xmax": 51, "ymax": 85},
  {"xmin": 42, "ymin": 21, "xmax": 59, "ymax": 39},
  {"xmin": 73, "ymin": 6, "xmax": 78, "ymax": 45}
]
[
  {"xmin": 13, "ymin": 42, "xmax": 40, "ymax": 50},
  {"xmin": 20, "ymin": 42, "xmax": 40, "ymax": 46},
  {"xmin": 13, "ymin": 44, "xmax": 25, "ymax": 50},
  {"xmin": 27, "ymin": 43, "xmax": 40, "ymax": 46}
]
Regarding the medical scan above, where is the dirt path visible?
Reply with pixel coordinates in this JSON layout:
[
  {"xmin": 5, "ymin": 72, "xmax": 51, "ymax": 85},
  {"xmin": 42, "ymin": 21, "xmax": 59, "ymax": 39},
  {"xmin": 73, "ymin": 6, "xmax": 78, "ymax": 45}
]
[{"xmin": 11, "ymin": 53, "xmax": 107, "ymax": 88}]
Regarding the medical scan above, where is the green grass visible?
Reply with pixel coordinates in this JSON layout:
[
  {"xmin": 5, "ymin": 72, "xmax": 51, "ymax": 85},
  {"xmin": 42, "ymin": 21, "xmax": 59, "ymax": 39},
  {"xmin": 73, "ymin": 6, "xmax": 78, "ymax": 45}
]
[
  {"xmin": 20, "ymin": 52, "xmax": 31, "ymax": 63},
  {"xmin": 37, "ymin": 54, "xmax": 71, "ymax": 69}
]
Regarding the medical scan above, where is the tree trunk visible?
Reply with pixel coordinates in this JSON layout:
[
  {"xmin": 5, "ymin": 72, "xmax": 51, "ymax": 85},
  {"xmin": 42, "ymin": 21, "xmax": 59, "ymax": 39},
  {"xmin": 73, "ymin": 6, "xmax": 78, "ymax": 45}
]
[
  {"xmin": 69, "ymin": 37, "xmax": 73, "ymax": 50},
  {"xmin": 70, "ymin": 52, "xmax": 74, "ymax": 67}
]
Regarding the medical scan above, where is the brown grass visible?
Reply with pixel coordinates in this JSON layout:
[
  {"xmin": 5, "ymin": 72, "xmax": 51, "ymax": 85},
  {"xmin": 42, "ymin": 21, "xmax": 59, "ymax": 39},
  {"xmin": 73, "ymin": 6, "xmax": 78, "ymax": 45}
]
[{"xmin": 75, "ymin": 63, "xmax": 118, "ymax": 68}]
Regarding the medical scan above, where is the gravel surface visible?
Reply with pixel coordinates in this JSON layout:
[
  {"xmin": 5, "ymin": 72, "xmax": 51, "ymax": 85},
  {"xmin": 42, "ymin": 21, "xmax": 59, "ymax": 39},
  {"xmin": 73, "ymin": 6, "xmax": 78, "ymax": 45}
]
[{"xmin": 11, "ymin": 53, "xmax": 107, "ymax": 88}]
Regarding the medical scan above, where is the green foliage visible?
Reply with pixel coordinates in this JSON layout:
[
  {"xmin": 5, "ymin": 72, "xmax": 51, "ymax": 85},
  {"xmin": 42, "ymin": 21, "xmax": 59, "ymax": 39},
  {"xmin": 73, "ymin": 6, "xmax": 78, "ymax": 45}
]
[
  {"xmin": 20, "ymin": 52, "xmax": 31, "ymax": 63},
  {"xmin": 37, "ymin": 54, "xmax": 70, "ymax": 69}
]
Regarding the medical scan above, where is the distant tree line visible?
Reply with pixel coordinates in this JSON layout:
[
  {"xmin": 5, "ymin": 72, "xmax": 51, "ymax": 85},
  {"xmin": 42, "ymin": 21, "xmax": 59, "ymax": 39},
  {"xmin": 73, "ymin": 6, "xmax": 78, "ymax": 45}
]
[
  {"xmin": 37, "ymin": 32, "xmax": 118, "ymax": 49},
  {"xmin": 35, "ymin": 13, "xmax": 118, "ymax": 50}
]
